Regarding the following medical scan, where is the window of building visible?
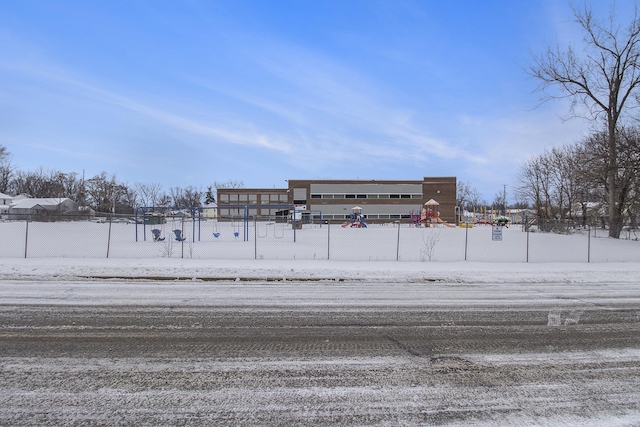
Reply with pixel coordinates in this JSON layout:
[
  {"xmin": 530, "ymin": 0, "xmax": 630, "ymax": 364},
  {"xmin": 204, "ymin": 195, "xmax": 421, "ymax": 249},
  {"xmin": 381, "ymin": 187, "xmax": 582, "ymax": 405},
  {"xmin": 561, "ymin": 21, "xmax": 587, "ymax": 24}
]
[
  {"xmin": 345, "ymin": 194, "xmax": 356, "ymax": 199},
  {"xmin": 357, "ymin": 194, "xmax": 367, "ymax": 199},
  {"xmin": 390, "ymin": 194, "xmax": 400, "ymax": 199},
  {"xmin": 311, "ymin": 194, "xmax": 321, "ymax": 199}
]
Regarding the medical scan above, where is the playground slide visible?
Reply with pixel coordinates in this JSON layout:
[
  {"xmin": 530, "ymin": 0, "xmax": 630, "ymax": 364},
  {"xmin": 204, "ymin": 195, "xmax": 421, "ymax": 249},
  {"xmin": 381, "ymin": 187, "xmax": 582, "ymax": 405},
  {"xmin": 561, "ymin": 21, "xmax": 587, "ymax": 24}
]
[{"xmin": 436, "ymin": 217, "xmax": 456, "ymax": 228}]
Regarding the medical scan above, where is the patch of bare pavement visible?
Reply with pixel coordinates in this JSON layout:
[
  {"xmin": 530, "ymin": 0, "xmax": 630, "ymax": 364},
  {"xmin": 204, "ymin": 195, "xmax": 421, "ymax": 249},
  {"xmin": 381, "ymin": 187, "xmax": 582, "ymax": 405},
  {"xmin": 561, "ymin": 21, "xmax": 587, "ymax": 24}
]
[{"xmin": 1, "ymin": 279, "xmax": 639, "ymax": 426}]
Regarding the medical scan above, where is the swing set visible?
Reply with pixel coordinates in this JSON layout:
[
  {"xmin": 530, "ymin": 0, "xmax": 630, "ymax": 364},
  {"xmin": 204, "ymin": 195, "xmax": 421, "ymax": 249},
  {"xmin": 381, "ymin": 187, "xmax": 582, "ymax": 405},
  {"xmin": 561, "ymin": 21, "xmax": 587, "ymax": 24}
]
[
  {"xmin": 257, "ymin": 221, "xmax": 285, "ymax": 239},
  {"xmin": 134, "ymin": 206, "xmax": 201, "ymax": 242},
  {"xmin": 219, "ymin": 204, "xmax": 299, "ymax": 242},
  {"xmin": 135, "ymin": 204, "xmax": 302, "ymax": 243}
]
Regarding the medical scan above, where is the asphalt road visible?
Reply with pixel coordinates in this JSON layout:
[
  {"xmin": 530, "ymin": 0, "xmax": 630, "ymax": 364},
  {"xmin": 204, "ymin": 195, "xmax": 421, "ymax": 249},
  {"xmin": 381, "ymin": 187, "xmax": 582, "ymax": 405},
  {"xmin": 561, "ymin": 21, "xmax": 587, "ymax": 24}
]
[{"xmin": 1, "ymin": 279, "xmax": 640, "ymax": 426}]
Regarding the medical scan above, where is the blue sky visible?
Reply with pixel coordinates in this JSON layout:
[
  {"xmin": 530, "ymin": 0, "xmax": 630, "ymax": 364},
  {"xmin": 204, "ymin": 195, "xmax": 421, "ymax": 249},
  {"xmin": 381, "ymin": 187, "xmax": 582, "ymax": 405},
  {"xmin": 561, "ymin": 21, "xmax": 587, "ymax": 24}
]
[{"xmin": 1, "ymin": 1, "xmax": 635, "ymax": 202}]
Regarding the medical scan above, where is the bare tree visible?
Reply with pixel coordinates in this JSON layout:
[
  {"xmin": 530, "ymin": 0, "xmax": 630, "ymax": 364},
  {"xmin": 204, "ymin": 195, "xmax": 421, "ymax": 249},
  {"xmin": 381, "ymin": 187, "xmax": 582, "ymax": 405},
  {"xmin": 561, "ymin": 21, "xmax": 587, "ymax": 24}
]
[
  {"xmin": 491, "ymin": 192, "xmax": 507, "ymax": 215},
  {"xmin": 170, "ymin": 186, "xmax": 203, "ymax": 207},
  {"xmin": 8, "ymin": 168, "xmax": 81, "ymax": 199},
  {"xmin": 456, "ymin": 181, "xmax": 485, "ymax": 212},
  {"xmin": 517, "ymin": 126, "xmax": 640, "ymax": 228},
  {"xmin": 85, "ymin": 172, "xmax": 132, "ymax": 214},
  {"xmin": 0, "ymin": 145, "xmax": 14, "ymax": 194},
  {"xmin": 456, "ymin": 181, "xmax": 473, "ymax": 211},
  {"xmin": 529, "ymin": 3, "xmax": 640, "ymax": 237},
  {"xmin": 134, "ymin": 182, "xmax": 165, "ymax": 207},
  {"xmin": 516, "ymin": 151, "xmax": 557, "ymax": 220},
  {"xmin": 582, "ymin": 127, "xmax": 640, "ymax": 226}
]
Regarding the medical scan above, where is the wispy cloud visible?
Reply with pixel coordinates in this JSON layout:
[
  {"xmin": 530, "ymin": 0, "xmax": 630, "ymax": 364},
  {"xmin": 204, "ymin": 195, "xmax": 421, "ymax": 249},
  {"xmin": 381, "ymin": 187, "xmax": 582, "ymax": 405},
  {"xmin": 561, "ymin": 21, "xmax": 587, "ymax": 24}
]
[
  {"xmin": 0, "ymin": 55, "xmax": 294, "ymax": 154},
  {"xmin": 184, "ymin": 34, "xmax": 487, "ymax": 169}
]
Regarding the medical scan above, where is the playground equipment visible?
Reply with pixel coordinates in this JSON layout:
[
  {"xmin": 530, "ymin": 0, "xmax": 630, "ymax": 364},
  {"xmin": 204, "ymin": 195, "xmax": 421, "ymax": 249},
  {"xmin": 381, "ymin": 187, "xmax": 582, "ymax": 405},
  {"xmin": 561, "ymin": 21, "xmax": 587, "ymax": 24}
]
[
  {"xmin": 258, "ymin": 221, "xmax": 286, "ymax": 238},
  {"xmin": 135, "ymin": 206, "xmax": 201, "ymax": 242},
  {"xmin": 494, "ymin": 216, "xmax": 510, "ymax": 227},
  {"xmin": 173, "ymin": 229, "xmax": 186, "ymax": 241},
  {"xmin": 136, "ymin": 204, "xmax": 302, "ymax": 243},
  {"xmin": 212, "ymin": 220, "xmax": 220, "ymax": 238},
  {"xmin": 342, "ymin": 206, "xmax": 368, "ymax": 228},
  {"xmin": 411, "ymin": 200, "xmax": 455, "ymax": 228},
  {"xmin": 232, "ymin": 217, "xmax": 241, "ymax": 238},
  {"xmin": 219, "ymin": 204, "xmax": 300, "ymax": 242},
  {"xmin": 150, "ymin": 229, "xmax": 165, "ymax": 241}
]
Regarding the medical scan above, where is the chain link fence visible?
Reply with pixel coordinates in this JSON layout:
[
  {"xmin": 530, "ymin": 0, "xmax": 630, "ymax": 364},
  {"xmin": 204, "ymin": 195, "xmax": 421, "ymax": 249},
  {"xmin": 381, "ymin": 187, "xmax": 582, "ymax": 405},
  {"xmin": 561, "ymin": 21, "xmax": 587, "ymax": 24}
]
[{"xmin": 1, "ymin": 214, "xmax": 640, "ymax": 262}]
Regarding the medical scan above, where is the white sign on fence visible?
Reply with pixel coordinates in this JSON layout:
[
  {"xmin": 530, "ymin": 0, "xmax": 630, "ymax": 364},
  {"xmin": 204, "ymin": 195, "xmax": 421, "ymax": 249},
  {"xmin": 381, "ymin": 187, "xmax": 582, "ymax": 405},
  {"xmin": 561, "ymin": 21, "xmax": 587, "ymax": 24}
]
[{"xmin": 492, "ymin": 225, "xmax": 503, "ymax": 241}]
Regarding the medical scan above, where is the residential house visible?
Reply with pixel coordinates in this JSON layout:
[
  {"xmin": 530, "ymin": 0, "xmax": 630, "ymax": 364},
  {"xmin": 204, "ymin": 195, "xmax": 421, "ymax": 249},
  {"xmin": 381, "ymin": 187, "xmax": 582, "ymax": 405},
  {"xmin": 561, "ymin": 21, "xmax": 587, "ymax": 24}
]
[
  {"xmin": 8, "ymin": 197, "xmax": 79, "ymax": 220},
  {"xmin": 0, "ymin": 192, "xmax": 12, "ymax": 219}
]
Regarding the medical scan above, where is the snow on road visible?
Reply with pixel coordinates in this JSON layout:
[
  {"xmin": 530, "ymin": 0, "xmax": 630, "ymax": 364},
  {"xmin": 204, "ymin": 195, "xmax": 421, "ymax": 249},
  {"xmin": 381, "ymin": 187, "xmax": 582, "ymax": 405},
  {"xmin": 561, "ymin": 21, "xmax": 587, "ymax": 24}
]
[{"xmin": 1, "ymin": 257, "xmax": 640, "ymax": 426}]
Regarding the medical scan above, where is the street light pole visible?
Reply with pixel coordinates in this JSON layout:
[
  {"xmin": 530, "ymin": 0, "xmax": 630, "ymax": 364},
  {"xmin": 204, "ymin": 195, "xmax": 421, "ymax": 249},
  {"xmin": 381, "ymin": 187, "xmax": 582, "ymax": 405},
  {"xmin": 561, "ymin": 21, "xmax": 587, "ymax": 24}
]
[{"xmin": 503, "ymin": 184, "xmax": 507, "ymax": 216}]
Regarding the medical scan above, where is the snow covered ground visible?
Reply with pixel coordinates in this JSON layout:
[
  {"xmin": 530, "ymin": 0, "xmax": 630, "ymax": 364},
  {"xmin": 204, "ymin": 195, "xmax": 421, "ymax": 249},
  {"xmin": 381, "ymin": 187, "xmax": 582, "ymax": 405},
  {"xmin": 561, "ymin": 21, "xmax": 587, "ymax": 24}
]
[{"xmin": 2, "ymin": 219, "xmax": 640, "ymax": 262}]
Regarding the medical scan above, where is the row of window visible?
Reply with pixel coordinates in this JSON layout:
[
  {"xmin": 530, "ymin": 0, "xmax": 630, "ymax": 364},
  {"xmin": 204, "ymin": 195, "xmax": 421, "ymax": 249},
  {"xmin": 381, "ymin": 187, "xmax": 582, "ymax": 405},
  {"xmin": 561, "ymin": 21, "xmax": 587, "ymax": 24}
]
[
  {"xmin": 310, "ymin": 194, "xmax": 422, "ymax": 199},
  {"xmin": 218, "ymin": 194, "xmax": 288, "ymax": 204},
  {"xmin": 320, "ymin": 214, "xmax": 412, "ymax": 220},
  {"xmin": 215, "ymin": 213, "xmax": 413, "ymax": 222},
  {"xmin": 218, "ymin": 209, "xmax": 287, "ymax": 217}
]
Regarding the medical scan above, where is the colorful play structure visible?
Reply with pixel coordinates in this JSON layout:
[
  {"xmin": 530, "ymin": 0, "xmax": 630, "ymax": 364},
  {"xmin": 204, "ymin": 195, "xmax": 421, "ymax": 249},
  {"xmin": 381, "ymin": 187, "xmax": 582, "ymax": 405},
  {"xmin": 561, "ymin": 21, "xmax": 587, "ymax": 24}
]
[
  {"xmin": 342, "ymin": 206, "xmax": 368, "ymax": 228},
  {"xmin": 411, "ymin": 199, "xmax": 455, "ymax": 228}
]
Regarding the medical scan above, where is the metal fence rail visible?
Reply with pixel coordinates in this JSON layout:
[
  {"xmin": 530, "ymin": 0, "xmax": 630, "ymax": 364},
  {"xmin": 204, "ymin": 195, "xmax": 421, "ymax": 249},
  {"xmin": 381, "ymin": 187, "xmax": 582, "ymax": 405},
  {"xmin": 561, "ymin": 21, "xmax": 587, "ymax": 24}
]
[{"xmin": 1, "ymin": 214, "xmax": 639, "ymax": 262}]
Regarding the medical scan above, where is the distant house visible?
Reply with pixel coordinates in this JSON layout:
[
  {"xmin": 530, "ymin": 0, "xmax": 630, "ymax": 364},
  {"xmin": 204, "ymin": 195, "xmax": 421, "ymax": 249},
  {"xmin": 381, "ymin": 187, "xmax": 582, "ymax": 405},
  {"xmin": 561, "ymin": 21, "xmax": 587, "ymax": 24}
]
[
  {"xmin": 201, "ymin": 202, "xmax": 218, "ymax": 219},
  {"xmin": 8, "ymin": 197, "xmax": 79, "ymax": 220},
  {"xmin": 0, "ymin": 192, "xmax": 12, "ymax": 219}
]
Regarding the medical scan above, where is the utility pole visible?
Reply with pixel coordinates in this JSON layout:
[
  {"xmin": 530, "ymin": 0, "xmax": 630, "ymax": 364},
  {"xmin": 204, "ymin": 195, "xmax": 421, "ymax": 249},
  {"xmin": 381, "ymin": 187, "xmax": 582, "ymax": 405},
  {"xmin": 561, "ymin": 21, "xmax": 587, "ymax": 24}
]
[{"xmin": 503, "ymin": 184, "xmax": 507, "ymax": 216}]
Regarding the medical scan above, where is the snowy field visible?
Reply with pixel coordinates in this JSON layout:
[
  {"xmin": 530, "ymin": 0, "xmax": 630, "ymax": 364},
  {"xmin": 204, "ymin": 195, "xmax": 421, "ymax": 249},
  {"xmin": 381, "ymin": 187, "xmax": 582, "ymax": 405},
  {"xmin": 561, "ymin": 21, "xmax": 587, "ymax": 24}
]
[
  {"xmin": 1, "ymin": 224, "xmax": 640, "ymax": 426},
  {"xmin": 2, "ymin": 219, "xmax": 640, "ymax": 262}
]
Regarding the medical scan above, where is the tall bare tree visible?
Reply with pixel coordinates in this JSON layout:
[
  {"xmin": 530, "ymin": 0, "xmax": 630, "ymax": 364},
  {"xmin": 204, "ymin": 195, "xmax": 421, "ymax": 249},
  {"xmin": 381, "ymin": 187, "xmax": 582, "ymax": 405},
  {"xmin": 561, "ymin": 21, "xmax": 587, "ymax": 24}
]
[
  {"xmin": 85, "ymin": 172, "xmax": 132, "ymax": 214},
  {"xmin": 582, "ymin": 127, "xmax": 640, "ymax": 225},
  {"xmin": 0, "ymin": 145, "xmax": 14, "ymax": 194},
  {"xmin": 170, "ymin": 186, "xmax": 203, "ymax": 207},
  {"xmin": 134, "ymin": 182, "xmax": 165, "ymax": 207},
  {"xmin": 529, "ymin": 3, "xmax": 640, "ymax": 237},
  {"xmin": 456, "ymin": 181, "xmax": 487, "ymax": 213}
]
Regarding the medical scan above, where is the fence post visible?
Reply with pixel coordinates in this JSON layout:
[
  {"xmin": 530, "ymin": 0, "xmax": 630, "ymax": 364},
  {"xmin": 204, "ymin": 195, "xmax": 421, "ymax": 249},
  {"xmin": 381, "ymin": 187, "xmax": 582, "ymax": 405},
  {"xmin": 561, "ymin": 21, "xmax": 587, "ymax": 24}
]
[
  {"xmin": 526, "ymin": 223, "xmax": 530, "ymax": 263},
  {"xmin": 464, "ymin": 222, "xmax": 468, "ymax": 261},
  {"xmin": 181, "ymin": 216, "xmax": 185, "ymax": 259},
  {"xmin": 254, "ymin": 218, "xmax": 257, "ymax": 260},
  {"xmin": 396, "ymin": 222, "xmax": 401, "ymax": 261},
  {"xmin": 327, "ymin": 222, "xmax": 331, "ymax": 260},
  {"xmin": 587, "ymin": 223, "xmax": 591, "ymax": 263},
  {"xmin": 24, "ymin": 217, "xmax": 30, "ymax": 259},
  {"xmin": 106, "ymin": 214, "xmax": 112, "ymax": 258}
]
